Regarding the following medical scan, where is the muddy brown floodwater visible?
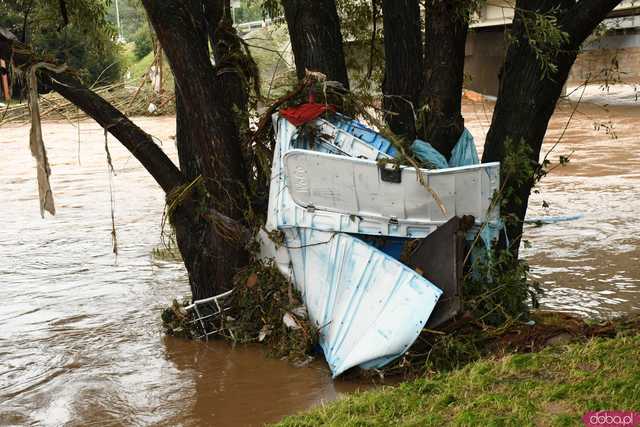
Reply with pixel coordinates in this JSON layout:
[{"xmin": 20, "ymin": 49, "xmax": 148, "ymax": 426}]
[{"xmin": 1, "ymin": 98, "xmax": 639, "ymax": 426}]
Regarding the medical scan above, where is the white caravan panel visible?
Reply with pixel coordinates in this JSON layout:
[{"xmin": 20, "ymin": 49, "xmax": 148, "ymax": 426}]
[{"xmin": 283, "ymin": 149, "xmax": 500, "ymax": 230}]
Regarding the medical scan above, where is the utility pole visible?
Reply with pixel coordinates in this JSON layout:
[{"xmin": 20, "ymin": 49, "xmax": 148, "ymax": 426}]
[{"xmin": 114, "ymin": 0, "xmax": 124, "ymax": 42}]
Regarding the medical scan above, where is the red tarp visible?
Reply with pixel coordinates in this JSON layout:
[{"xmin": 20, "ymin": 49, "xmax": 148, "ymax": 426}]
[{"xmin": 280, "ymin": 103, "xmax": 336, "ymax": 126}]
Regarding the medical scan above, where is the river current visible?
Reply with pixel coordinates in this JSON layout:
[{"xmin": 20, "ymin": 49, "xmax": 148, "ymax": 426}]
[{"xmin": 1, "ymin": 98, "xmax": 638, "ymax": 425}]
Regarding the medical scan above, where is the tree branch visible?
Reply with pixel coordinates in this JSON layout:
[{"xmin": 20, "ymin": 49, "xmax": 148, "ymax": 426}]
[
  {"xmin": 0, "ymin": 32, "xmax": 185, "ymax": 194},
  {"xmin": 562, "ymin": 0, "xmax": 623, "ymax": 46}
]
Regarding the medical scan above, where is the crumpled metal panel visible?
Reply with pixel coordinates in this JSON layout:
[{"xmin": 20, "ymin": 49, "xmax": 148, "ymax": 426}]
[
  {"xmin": 404, "ymin": 216, "xmax": 472, "ymax": 328},
  {"xmin": 281, "ymin": 227, "xmax": 442, "ymax": 377}
]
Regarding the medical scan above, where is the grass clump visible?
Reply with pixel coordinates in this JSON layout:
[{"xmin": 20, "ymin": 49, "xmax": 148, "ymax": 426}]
[{"xmin": 276, "ymin": 333, "xmax": 640, "ymax": 426}]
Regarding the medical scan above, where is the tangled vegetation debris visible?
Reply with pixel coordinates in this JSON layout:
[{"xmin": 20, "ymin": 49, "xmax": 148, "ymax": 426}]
[
  {"xmin": 161, "ymin": 259, "xmax": 318, "ymax": 364},
  {"xmin": 351, "ymin": 311, "xmax": 640, "ymax": 380},
  {"xmin": 161, "ymin": 298, "xmax": 197, "ymax": 339},
  {"xmin": 0, "ymin": 78, "xmax": 175, "ymax": 126},
  {"xmin": 225, "ymin": 260, "xmax": 318, "ymax": 363}
]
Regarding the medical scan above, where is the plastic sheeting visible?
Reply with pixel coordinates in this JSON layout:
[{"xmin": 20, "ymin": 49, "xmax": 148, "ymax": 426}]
[
  {"xmin": 410, "ymin": 128, "xmax": 480, "ymax": 169},
  {"xmin": 410, "ymin": 140, "xmax": 449, "ymax": 169},
  {"xmin": 449, "ymin": 128, "xmax": 480, "ymax": 167}
]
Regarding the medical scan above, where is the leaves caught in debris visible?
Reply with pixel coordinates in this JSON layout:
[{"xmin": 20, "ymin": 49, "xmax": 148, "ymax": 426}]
[
  {"xmin": 160, "ymin": 260, "xmax": 319, "ymax": 365},
  {"xmin": 225, "ymin": 260, "xmax": 318, "ymax": 363}
]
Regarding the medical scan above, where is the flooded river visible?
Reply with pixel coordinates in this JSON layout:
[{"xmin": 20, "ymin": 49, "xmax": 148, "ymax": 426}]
[{"xmin": 1, "ymin": 99, "xmax": 639, "ymax": 425}]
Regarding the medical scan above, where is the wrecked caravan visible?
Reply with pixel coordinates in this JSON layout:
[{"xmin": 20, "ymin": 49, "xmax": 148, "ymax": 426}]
[{"xmin": 260, "ymin": 108, "xmax": 501, "ymax": 377}]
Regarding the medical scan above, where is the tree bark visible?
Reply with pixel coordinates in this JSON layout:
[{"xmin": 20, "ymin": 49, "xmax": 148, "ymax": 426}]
[
  {"xmin": 282, "ymin": 0, "xmax": 350, "ymax": 89},
  {"xmin": 419, "ymin": 0, "xmax": 469, "ymax": 158},
  {"xmin": 381, "ymin": 0, "xmax": 422, "ymax": 141},
  {"xmin": 142, "ymin": 0, "xmax": 252, "ymax": 299},
  {"xmin": 483, "ymin": 0, "xmax": 622, "ymax": 255},
  {"xmin": 2, "ymin": 6, "xmax": 253, "ymax": 301}
]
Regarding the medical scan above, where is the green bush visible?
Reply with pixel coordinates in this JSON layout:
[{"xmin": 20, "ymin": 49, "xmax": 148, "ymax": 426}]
[
  {"xmin": 34, "ymin": 26, "xmax": 123, "ymax": 86},
  {"xmin": 133, "ymin": 27, "xmax": 153, "ymax": 60}
]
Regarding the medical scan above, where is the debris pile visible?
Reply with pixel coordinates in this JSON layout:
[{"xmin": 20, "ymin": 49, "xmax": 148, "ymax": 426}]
[
  {"xmin": 255, "ymin": 100, "xmax": 502, "ymax": 376},
  {"xmin": 0, "ymin": 78, "xmax": 175, "ymax": 126},
  {"xmin": 162, "ymin": 261, "xmax": 317, "ymax": 364},
  {"xmin": 166, "ymin": 83, "xmax": 507, "ymax": 377}
]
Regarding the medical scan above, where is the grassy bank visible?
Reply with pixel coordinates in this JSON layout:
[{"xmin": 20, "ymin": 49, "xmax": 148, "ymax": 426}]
[{"xmin": 277, "ymin": 334, "xmax": 640, "ymax": 426}]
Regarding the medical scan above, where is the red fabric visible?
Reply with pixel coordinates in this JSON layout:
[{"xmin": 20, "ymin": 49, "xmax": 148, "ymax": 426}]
[{"xmin": 280, "ymin": 103, "xmax": 336, "ymax": 126}]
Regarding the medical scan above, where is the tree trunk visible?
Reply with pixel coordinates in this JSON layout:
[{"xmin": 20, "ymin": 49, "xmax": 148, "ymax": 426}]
[
  {"xmin": 381, "ymin": 0, "xmax": 422, "ymax": 141},
  {"xmin": 482, "ymin": 0, "xmax": 622, "ymax": 255},
  {"xmin": 419, "ymin": 0, "xmax": 469, "ymax": 158},
  {"xmin": 142, "ymin": 0, "xmax": 251, "ymax": 299},
  {"xmin": 2, "ymin": 0, "xmax": 255, "ymax": 301},
  {"xmin": 282, "ymin": 0, "xmax": 350, "ymax": 89}
]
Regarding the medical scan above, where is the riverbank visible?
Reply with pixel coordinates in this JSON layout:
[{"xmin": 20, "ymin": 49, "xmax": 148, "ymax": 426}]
[
  {"xmin": 1, "ymin": 100, "xmax": 637, "ymax": 425},
  {"xmin": 277, "ymin": 331, "xmax": 640, "ymax": 426}
]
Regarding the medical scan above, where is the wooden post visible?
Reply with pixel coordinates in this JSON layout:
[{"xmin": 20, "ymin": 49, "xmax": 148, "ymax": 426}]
[{"xmin": 0, "ymin": 59, "xmax": 10, "ymax": 101}]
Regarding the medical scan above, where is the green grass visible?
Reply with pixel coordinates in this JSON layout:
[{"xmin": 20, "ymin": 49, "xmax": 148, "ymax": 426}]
[
  {"xmin": 276, "ymin": 335, "xmax": 640, "ymax": 426},
  {"xmin": 125, "ymin": 48, "xmax": 174, "ymax": 92},
  {"xmin": 129, "ymin": 50, "xmax": 155, "ymax": 79}
]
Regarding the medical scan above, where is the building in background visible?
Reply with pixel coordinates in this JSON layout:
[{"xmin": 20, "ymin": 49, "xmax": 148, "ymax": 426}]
[{"xmin": 465, "ymin": 0, "xmax": 640, "ymax": 96}]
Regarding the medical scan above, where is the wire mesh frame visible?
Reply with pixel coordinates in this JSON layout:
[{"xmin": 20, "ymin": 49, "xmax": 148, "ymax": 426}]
[{"xmin": 184, "ymin": 290, "xmax": 234, "ymax": 341}]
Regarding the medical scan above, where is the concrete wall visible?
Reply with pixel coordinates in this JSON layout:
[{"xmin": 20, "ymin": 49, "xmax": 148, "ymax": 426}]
[
  {"xmin": 568, "ymin": 30, "xmax": 640, "ymax": 86},
  {"xmin": 464, "ymin": 27, "xmax": 640, "ymax": 96},
  {"xmin": 463, "ymin": 28, "xmax": 507, "ymax": 96}
]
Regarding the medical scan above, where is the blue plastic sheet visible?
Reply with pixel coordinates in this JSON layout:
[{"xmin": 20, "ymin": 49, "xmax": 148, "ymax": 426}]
[
  {"xmin": 409, "ymin": 140, "xmax": 449, "ymax": 169},
  {"xmin": 410, "ymin": 128, "xmax": 479, "ymax": 169},
  {"xmin": 355, "ymin": 235, "xmax": 407, "ymax": 260},
  {"xmin": 466, "ymin": 220, "xmax": 505, "ymax": 281},
  {"xmin": 448, "ymin": 128, "xmax": 479, "ymax": 167}
]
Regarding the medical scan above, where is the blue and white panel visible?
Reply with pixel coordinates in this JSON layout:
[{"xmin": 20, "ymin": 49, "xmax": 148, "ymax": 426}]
[
  {"xmin": 309, "ymin": 118, "xmax": 394, "ymax": 160},
  {"xmin": 282, "ymin": 228, "xmax": 442, "ymax": 377},
  {"xmin": 267, "ymin": 116, "xmax": 500, "ymax": 238}
]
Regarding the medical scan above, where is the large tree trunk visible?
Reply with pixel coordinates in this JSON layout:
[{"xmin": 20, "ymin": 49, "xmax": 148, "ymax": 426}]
[
  {"xmin": 281, "ymin": 0, "xmax": 350, "ymax": 89},
  {"xmin": 483, "ymin": 0, "xmax": 622, "ymax": 255},
  {"xmin": 419, "ymin": 0, "xmax": 470, "ymax": 158},
  {"xmin": 2, "ymin": 0, "xmax": 255, "ymax": 301},
  {"xmin": 381, "ymin": 0, "xmax": 422, "ymax": 141},
  {"xmin": 142, "ymin": 0, "xmax": 251, "ymax": 300}
]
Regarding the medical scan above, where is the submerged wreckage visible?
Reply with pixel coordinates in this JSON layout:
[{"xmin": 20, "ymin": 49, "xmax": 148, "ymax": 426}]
[{"xmin": 189, "ymin": 103, "xmax": 501, "ymax": 377}]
